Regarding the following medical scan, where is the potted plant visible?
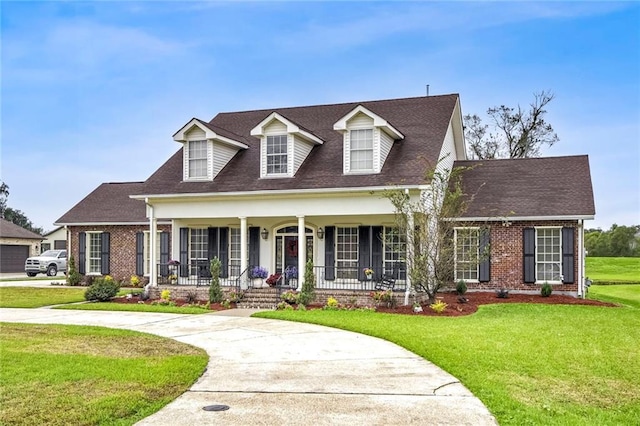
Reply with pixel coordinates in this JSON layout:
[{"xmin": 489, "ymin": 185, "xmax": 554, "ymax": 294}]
[
  {"xmin": 168, "ymin": 274, "xmax": 177, "ymax": 285},
  {"xmin": 266, "ymin": 273, "xmax": 282, "ymax": 287},
  {"xmin": 363, "ymin": 268, "xmax": 373, "ymax": 280},
  {"xmin": 250, "ymin": 266, "xmax": 268, "ymax": 288}
]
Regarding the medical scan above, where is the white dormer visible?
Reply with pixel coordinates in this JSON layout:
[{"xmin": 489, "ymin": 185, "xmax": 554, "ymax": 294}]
[
  {"xmin": 250, "ymin": 112, "xmax": 323, "ymax": 179},
  {"xmin": 173, "ymin": 119, "xmax": 248, "ymax": 182},
  {"xmin": 333, "ymin": 105, "xmax": 404, "ymax": 175}
]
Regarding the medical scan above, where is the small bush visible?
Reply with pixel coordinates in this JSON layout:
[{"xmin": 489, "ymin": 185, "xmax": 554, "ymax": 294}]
[
  {"xmin": 185, "ymin": 290, "xmax": 198, "ymax": 304},
  {"xmin": 541, "ymin": 282, "xmax": 553, "ymax": 297},
  {"xmin": 280, "ymin": 290, "xmax": 298, "ymax": 304},
  {"xmin": 429, "ymin": 300, "xmax": 448, "ymax": 314},
  {"xmin": 160, "ymin": 289, "xmax": 171, "ymax": 301},
  {"xmin": 209, "ymin": 257, "xmax": 223, "ymax": 303},
  {"xmin": 323, "ymin": 296, "xmax": 340, "ymax": 310},
  {"xmin": 130, "ymin": 275, "xmax": 141, "ymax": 287},
  {"xmin": 66, "ymin": 256, "xmax": 82, "ymax": 286},
  {"xmin": 84, "ymin": 276, "xmax": 120, "ymax": 301},
  {"xmin": 297, "ymin": 303, "xmax": 307, "ymax": 311},
  {"xmin": 276, "ymin": 301, "xmax": 294, "ymax": 311},
  {"xmin": 456, "ymin": 279, "xmax": 468, "ymax": 295}
]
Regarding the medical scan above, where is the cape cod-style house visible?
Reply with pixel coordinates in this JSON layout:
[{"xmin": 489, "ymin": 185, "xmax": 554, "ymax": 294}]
[{"xmin": 55, "ymin": 94, "xmax": 595, "ymax": 300}]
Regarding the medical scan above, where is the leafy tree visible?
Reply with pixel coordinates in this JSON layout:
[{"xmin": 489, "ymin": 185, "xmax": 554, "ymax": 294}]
[
  {"xmin": 209, "ymin": 257, "xmax": 223, "ymax": 303},
  {"xmin": 464, "ymin": 91, "xmax": 559, "ymax": 159},
  {"xmin": 298, "ymin": 259, "xmax": 316, "ymax": 306},
  {"xmin": 585, "ymin": 225, "xmax": 640, "ymax": 257},
  {"xmin": 0, "ymin": 180, "xmax": 8, "ymax": 215},
  {"xmin": 384, "ymin": 163, "xmax": 474, "ymax": 303},
  {"xmin": 0, "ymin": 181, "xmax": 44, "ymax": 235}
]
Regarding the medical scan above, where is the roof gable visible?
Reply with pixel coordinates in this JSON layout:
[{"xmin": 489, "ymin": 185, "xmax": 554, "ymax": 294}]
[{"xmin": 333, "ymin": 104, "xmax": 404, "ymax": 140}]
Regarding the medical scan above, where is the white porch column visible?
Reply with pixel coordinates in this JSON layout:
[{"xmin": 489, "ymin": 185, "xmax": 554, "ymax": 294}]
[
  {"xmin": 148, "ymin": 202, "xmax": 158, "ymax": 287},
  {"xmin": 239, "ymin": 216, "xmax": 248, "ymax": 277},
  {"xmin": 297, "ymin": 215, "xmax": 306, "ymax": 291},
  {"xmin": 404, "ymin": 212, "xmax": 414, "ymax": 305}
]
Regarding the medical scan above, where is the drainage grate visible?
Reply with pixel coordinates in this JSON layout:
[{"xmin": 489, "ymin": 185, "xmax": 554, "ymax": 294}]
[{"xmin": 202, "ymin": 404, "xmax": 230, "ymax": 412}]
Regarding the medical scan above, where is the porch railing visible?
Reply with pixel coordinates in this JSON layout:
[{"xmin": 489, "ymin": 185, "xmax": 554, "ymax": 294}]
[
  {"xmin": 157, "ymin": 262, "xmax": 243, "ymax": 287},
  {"xmin": 312, "ymin": 265, "xmax": 407, "ymax": 292}
]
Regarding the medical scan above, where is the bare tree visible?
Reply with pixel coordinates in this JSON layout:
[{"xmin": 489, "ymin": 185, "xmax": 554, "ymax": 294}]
[
  {"xmin": 384, "ymin": 163, "xmax": 475, "ymax": 303},
  {"xmin": 464, "ymin": 91, "xmax": 559, "ymax": 159}
]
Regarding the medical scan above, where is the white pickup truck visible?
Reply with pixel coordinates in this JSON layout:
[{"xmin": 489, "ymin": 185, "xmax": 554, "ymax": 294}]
[{"xmin": 25, "ymin": 249, "xmax": 67, "ymax": 277}]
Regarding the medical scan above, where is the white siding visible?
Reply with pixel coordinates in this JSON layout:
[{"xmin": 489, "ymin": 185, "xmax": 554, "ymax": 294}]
[
  {"xmin": 379, "ymin": 130, "xmax": 394, "ymax": 170},
  {"xmin": 212, "ymin": 142, "xmax": 238, "ymax": 178},
  {"xmin": 185, "ymin": 127, "xmax": 206, "ymax": 140},
  {"xmin": 293, "ymin": 135, "xmax": 313, "ymax": 174},
  {"xmin": 264, "ymin": 120, "xmax": 287, "ymax": 134},
  {"xmin": 347, "ymin": 112, "xmax": 374, "ymax": 128},
  {"xmin": 435, "ymin": 121, "xmax": 456, "ymax": 178}
]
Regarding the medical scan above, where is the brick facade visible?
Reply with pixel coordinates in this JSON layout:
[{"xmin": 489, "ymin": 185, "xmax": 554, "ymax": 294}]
[
  {"xmin": 462, "ymin": 220, "xmax": 581, "ymax": 296},
  {"xmin": 68, "ymin": 224, "xmax": 171, "ymax": 282}
]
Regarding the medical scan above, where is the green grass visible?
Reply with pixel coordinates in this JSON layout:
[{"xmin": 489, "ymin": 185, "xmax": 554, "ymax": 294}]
[
  {"xmin": 0, "ymin": 275, "xmax": 64, "ymax": 282},
  {"xmin": 255, "ymin": 302, "xmax": 640, "ymax": 425},
  {"xmin": 586, "ymin": 257, "xmax": 640, "ymax": 283},
  {"xmin": 0, "ymin": 322, "xmax": 208, "ymax": 425},
  {"xmin": 55, "ymin": 302, "xmax": 213, "ymax": 314},
  {"xmin": 0, "ymin": 287, "xmax": 86, "ymax": 308},
  {"xmin": 588, "ymin": 284, "xmax": 640, "ymax": 309}
]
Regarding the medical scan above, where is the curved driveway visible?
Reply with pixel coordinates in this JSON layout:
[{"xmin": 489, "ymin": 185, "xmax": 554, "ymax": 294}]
[{"xmin": 0, "ymin": 308, "xmax": 497, "ymax": 425}]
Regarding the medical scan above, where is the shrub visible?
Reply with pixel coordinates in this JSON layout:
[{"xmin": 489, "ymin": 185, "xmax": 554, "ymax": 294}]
[
  {"xmin": 83, "ymin": 275, "xmax": 96, "ymax": 287},
  {"xmin": 84, "ymin": 275, "xmax": 120, "ymax": 301},
  {"xmin": 323, "ymin": 296, "xmax": 340, "ymax": 310},
  {"xmin": 297, "ymin": 303, "xmax": 307, "ymax": 311},
  {"xmin": 66, "ymin": 256, "xmax": 82, "ymax": 286},
  {"xmin": 276, "ymin": 301, "xmax": 294, "ymax": 310},
  {"xmin": 280, "ymin": 290, "xmax": 298, "ymax": 304},
  {"xmin": 429, "ymin": 299, "xmax": 448, "ymax": 314},
  {"xmin": 221, "ymin": 299, "xmax": 231, "ymax": 309},
  {"xmin": 130, "ymin": 275, "xmax": 141, "ymax": 287},
  {"xmin": 209, "ymin": 257, "xmax": 223, "ymax": 303},
  {"xmin": 227, "ymin": 291, "xmax": 243, "ymax": 303},
  {"xmin": 298, "ymin": 260, "xmax": 316, "ymax": 306},
  {"xmin": 541, "ymin": 282, "xmax": 553, "ymax": 297},
  {"xmin": 185, "ymin": 290, "xmax": 198, "ymax": 304},
  {"xmin": 266, "ymin": 273, "xmax": 282, "ymax": 287},
  {"xmin": 456, "ymin": 279, "xmax": 467, "ymax": 295},
  {"xmin": 160, "ymin": 289, "xmax": 171, "ymax": 301}
]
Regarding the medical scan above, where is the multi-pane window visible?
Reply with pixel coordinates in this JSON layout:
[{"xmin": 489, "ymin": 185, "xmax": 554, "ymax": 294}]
[
  {"xmin": 189, "ymin": 229, "xmax": 208, "ymax": 275},
  {"xmin": 266, "ymin": 135, "xmax": 288, "ymax": 174},
  {"xmin": 349, "ymin": 129, "xmax": 373, "ymax": 171},
  {"xmin": 229, "ymin": 228, "xmax": 242, "ymax": 276},
  {"xmin": 88, "ymin": 233, "xmax": 102, "ymax": 274},
  {"xmin": 384, "ymin": 227, "xmax": 406, "ymax": 278},
  {"xmin": 536, "ymin": 228, "xmax": 561, "ymax": 282},
  {"xmin": 143, "ymin": 232, "xmax": 162, "ymax": 276},
  {"xmin": 455, "ymin": 228, "xmax": 479, "ymax": 281},
  {"xmin": 188, "ymin": 140, "xmax": 208, "ymax": 179},
  {"xmin": 336, "ymin": 227, "xmax": 358, "ymax": 279}
]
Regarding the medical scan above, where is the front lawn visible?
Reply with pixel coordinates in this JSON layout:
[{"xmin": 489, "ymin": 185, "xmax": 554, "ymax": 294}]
[
  {"xmin": 0, "ymin": 323, "xmax": 208, "ymax": 425},
  {"xmin": 55, "ymin": 301, "xmax": 213, "ymax": 314},
  {"xmin": 586, "ymin": 257, "xmax": 640, "ymax": 283},
  {"xmin": 255, "ymin": 302, "xmax": 640, "ymax": 425},
  {"xmin": 0, "ymin": 287, "xmax": 86, "ymax": 308},
  {"xmin": 588, "ymin": 284, "xmax": 640, "ymax": 309}
]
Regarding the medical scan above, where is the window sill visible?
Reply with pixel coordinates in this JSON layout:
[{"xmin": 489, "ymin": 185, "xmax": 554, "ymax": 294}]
[{"xmin": 534, "ymin": 281, "xmax": 562, "ymax": 285}]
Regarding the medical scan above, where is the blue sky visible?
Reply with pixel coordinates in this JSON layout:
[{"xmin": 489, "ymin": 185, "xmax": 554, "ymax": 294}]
[{"xmin": 2, "ymin": 1, "xmax": 638, "ymax": 232}]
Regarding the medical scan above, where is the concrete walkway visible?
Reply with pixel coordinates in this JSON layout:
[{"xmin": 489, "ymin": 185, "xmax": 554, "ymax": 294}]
[{"xmin": 0, "ymin": 308, "xmax": 497, "ymax": 425}]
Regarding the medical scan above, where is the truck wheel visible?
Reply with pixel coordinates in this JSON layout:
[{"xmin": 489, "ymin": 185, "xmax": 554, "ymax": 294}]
[
  {"xmin": 26, "ymin": 272, "xmax": 37, "ymax": 277},
  {"xmin": 47, "ymin": 265, "xmax": 58, "ymax": 276}
]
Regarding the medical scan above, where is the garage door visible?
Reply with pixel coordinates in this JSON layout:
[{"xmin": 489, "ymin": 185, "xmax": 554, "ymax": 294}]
[{"xmin": 0, "ymin": 244, "xmax": 30, "ymax": 273}]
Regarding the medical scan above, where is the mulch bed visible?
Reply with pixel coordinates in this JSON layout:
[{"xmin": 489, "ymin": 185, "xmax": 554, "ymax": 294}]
[
  {"xmin": 110, "ymin": 295, "xmax": 231, "ymax": 311},
  {"xmin": 111, "ymin": 291, "xmax": 616, "ymax": 316}
]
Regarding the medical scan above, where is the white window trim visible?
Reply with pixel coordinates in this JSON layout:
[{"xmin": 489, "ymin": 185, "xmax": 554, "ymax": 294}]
[
  {"xmin": 143, "ymin": 231, "xmax": 162, "ymax": 277},
  {"xmin": 86, "ymin": 231, "xmax": 102, "ymax": 276},
  {"xmin": 348, "ymin": 129, "xmax": 375, "ymax": 173},
  {"xmin": 189, "ymin": 228, "xmax": 208, "ymax": 277},
  {"xmin": 534, "ymin": 226, "xmax": 563, "ymax": 284},
  {"xmin": 383, "ymin": 226, "xmax": 406, "ymax": 280},
  {"xmin": 454, "ymin": 227, "xmax": 480, "ymax": 283},
  {"xmin": 336, "ymin": 227, "xmax": 359, "ymax": 280},
  {"xmin": 184, "ymin": 140, "xmax": 213, "ymax": 181},
  {"xmin": 263, "ymin": 134, "xmax": 290, "ymax": 178}
]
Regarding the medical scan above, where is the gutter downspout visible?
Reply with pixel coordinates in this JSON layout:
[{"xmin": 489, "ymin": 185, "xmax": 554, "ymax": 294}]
[
  {"xmin": 577, "ymin": 219, "xmax": 584, "ymax": 298},
  {"xmin": 146, "ymin": 199, "xmax": 157, "ymax": 287}
]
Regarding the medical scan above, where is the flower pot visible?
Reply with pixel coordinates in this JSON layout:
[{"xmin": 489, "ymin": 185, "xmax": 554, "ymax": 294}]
[{"xmin": 365, "ymin": 273, "xmax": 373, "ymax": 280}]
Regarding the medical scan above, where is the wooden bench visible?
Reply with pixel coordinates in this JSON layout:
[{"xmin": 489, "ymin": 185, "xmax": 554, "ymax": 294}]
[{"xmin": 374, "ymin": 276, "xmax": 396, "ymax": 291}]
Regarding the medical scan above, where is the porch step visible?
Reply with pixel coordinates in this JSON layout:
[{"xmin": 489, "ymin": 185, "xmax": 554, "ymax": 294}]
[{"xmin": 237, "ymin": 287, "xmax": 281, "ymax": 309}]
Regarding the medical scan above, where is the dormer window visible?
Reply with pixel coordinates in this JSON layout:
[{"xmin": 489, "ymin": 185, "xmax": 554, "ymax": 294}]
[
  {"xmin": 266, "ymin": 135, "xmax": 288, "ymax": 175},
  {"xmin": 334, "ymin": 105, "xmax": 404, "ymax": 175},
  {"xmin": 349, "ymin": 129, "xmax": 374, "ymax": 171},
  {"xmin": 173, "ymin": 118, "xmax": 249, "ymax": 182},
  {"xmin": 187, "ymin": 140, "xmax": 208, "ymax": 179},
  {"xmin": 251, "ymin": 112, "xmax": 323, "ymax": 179}
]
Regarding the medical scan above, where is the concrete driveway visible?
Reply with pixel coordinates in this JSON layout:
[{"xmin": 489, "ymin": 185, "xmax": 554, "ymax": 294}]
[{"xmin": 0, "ymin": 308, "xmax": 497, "ymax": 425}]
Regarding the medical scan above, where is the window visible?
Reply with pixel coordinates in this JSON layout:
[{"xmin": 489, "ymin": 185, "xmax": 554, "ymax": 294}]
[
  {"xmin": 266, "ymin": 135, "xmax": 288, "ymax": 175},
  {"xmin": 349, "ymin": 129, "xmax": 373, "ymax": 171},
  {"xmin": 455, "ymin": 228, "xmax": 479, "ymax": 281},
  {"xmin": 536, "ymin": 228, "xmax": 561, "ymax": 282},
  {"xmin": 384, "ymin": 227, "xmax": 406, "ymax": 278},
  {"xmin": 41, "ymin": 243, "xmax": 51, "ymax": 253},
  {"xmin": 189, "ymin": 228, "xmax": 208, "ymax": 275},
  {"xmin": 187, "ymin": 140, "xmax": 208, "ymax": 179},
  {"xmin": 88, "ymin": 233, "xmax": 102, "ymax": 274},
  {"xmin": 229, "ymin": 228, "xmax": 242, "ymax": 276},
  {"xmin": 336, "ymin": 227, "xmax": 358, "ymax": 279},
  {"xmin": 143, "ymin": 232, "xmax": 162, "ymax": 276}
]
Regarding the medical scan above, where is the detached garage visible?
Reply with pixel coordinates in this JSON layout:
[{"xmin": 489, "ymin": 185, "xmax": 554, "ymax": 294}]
[{"xmin": 0, "ymin": 218, "xmax": 42, "ymax": 273}]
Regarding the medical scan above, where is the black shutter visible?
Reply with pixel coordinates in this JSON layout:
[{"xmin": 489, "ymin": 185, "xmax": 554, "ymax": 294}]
[
  {"xmin": 207, "ymin": 227, "xmax": 218, "ymax": 261},
  {"xmin": 479, "ymin": 228, "xmax": 491, "ymax": 282},
  {"xmin": 160, "ymin": 232, "xmax": 170, "ymax": 277},
  {"xmin": 249, "ymin": 227, "xmax": 260, "ymax": 268},
  {"xmin": 562, "ymin": 227, "xmax": 575, "ymax": 284},
  {"xmin": 219, "ymin": 227, "xmax": 229, "ymax": 278},
  {"xmin": 371, "ymin": 226, "xmax": 383, "ymax": 280},
  {"xmin": 135, "ymin": 232, "xmax": 144, "ymax": 276},
  {"xmin": 78, "ymin": 232, "xmax": 86, "ymax": 275},
  {"xmin": 179, "ymin": 228, "xmax": 189, "ymax": 277},
  {"xmin": 100, "ymin": 232, "xmax": 110, "ymax": 275},
  {"xmin": 523, "ymin": 228, "xmax": 535, "ymax": 283},
  {"xmin": 324, "ymin": 226, "xmax": 335, "ymax": 281},
  {"xmin": 358, "ymin": 226, "xmax": 371, "ymax": 281}
]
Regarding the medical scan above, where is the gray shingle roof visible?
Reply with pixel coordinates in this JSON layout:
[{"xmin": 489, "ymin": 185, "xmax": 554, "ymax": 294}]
[
  {"xmin": 55, "ymin": 182, "xmax": 147, "ymax": 224},
  {"xmin": 0, "ymin": 218, "xmax": 43, "ymax": 239},
  {"xmin": 454, "ymin": 155, "xmax": 596, "ymax": 219},
  {"xmin": 140, "ymin": 94, "xmax": 460, "ymax": 195}
]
